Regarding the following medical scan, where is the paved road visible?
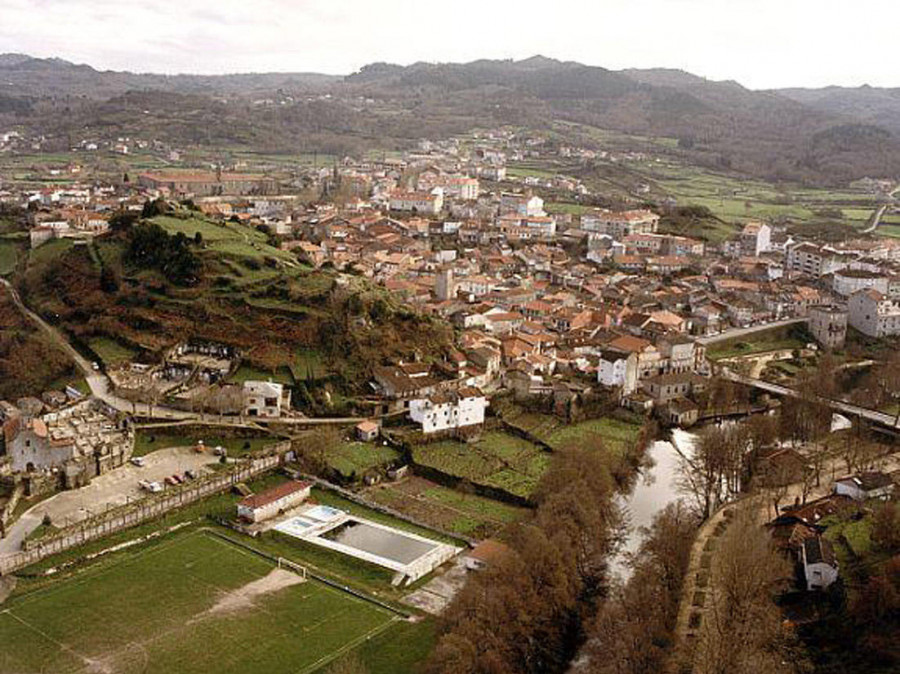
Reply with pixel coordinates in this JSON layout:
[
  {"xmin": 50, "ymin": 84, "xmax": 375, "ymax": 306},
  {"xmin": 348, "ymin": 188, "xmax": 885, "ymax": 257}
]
[
  {"xmin": 721, "ymin": 369, "xmax": 899, "ymax": 427},
  {"xmin": 861, "ymin": 184, "xmax": 899, "ymax": 235},
  {"xmin": 697, "ymin": 318, "xmax": 808, "ymax": 346},
  {"xmin": 0, "ymin": 447, "xmax": 219, "ymax": 557}
]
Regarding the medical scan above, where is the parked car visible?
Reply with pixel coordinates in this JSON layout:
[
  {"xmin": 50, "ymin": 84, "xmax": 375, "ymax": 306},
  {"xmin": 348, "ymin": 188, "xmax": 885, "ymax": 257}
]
[
  {"xmin": 184, "ymin": 469, "xmax": 197, "ymax": 480},
  {"xmin": 171, "ymin": 474, "xmax": 183, "ymax": 484},
  {"xmin": 213, "ymin": 446, "xmax": 227, "ymax": 456},
  {"xmin": 130, "ymin": 457, "xmax": 145, "ymax": 467},
  {"xmin": 164, "ymin": 476, "xmax": 177, "ymax": 486},
  {"xmin": 141, "ymin": 480, "xmax": 163, "ymax": 493}
]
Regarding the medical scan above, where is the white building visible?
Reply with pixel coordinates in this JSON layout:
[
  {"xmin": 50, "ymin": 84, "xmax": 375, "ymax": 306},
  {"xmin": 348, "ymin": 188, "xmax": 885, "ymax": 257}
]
[
  {"xmin": 740, "ymin": 221, "xmax": 771, "ymax": 257},
  {"xmin": 597, "ymin": 349, "xmax": 638, "ymax": 395},
  {"xmin": 237, "ymin": 480, "xmax": 312, "ymax": 522},
  {"xmin": 807, "ymin": 305, "xmax": 848, "ymax": 349},
  {"xmin": 801, "ymin": 536, "xmax": 839, "ymax": 591},
  {"xmin": 389, "ymin": 188, "xmax": 444, "ymax": 215},
  {"xmin": 848, "ymin": 289, "xmax": 900, "ymax": 337},
  {"xmin": 832, "ymin": 268, "xmax": 889, "ymax": 297},
  {"xmin": 581, "ymin": 209, "xmax": 659, "ymax": 240},
  {"xmin": 242, "ymin": 380, "xmax": 292, "ymax": 418},
  {"xmin": 785, "ymin": 243, "xmax": 850, "ymax": 277},
  {"xmin": 834, "ymin": 472, "xmax": 895, "ymax": 501},
  {"xmin": 408, "ymin": 387, "xmax": 488, "ymax": 434},
  {"xmin": 500, "ymin": 192, "xmax": 544, "ymax": 217}
]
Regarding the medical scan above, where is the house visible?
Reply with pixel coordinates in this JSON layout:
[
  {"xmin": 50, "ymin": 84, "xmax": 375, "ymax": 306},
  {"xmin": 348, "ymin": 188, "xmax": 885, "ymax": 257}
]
[
  {"xmin": 801, "ymin": 535, "xmax": 839, "ymax": 591},
  {"xmin": 663, "ymin": 397, "xmax": 699, "ymax": 427},
  {"xmin": 642, "ymin": 372, "xmax": 706, "ymax": 402},
  {"xmin": 408, "ymin": 387, "xmax": 488, "ymax": 434},
  {"xmin": 834, "ymin": 472, "xmax": 895, "ymax": 501},
  {"xmin": 740, "ymin": 221, "xmax": 771, "ymax": 257},
  {"xmin": 242, "ymin": 380, "xmax": 291, "ymax": 418},
  {"xmin": 581, "ymin": 209, "xmax": 660, "ymax": 239},
  {"xmin": 137, "ymin": 171, "xmax": 277, "ymax": 196},
  {"xmin": 597, "ymin": 347, "xmax": 638, "ymax": 395},
  {"xmin": 237, "ymin": 480, "xmax": 312, "ymax": 523},
  {"xmin": 389, "ymin": 188, "xmax": 444, "ymax": 215},
  {"xmin": 807, "ymin": 305, "xmax": 847, "ymax": 349},
  {"xmin": 464, "ymin": 539, "xmax": 512, "ymax": 571},
  {"xmin": 355, "ymin": 420, "xmax": 379, "ymax": 442},
  {"xmin": 848, "ymin": 289, "xmax": 900, "ymax": 337}
]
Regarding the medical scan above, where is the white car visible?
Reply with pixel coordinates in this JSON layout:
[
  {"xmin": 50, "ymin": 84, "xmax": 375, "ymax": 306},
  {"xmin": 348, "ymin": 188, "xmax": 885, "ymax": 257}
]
[{"xmin": 130, "ymin": 457, "xmax": 145, "ymax": 467}]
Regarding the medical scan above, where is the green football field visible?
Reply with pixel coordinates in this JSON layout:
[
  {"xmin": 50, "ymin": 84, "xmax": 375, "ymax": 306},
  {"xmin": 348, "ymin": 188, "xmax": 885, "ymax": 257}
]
[{"xmin": 0, "ymin": 531, "xmax": 399, "ymax": 674}]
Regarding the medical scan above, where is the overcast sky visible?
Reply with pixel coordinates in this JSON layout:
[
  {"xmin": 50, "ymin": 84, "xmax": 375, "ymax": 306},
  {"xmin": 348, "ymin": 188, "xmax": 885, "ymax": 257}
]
[{"xmin": 2, "ymin": 0, "xmax": 896, "ymax": 89}]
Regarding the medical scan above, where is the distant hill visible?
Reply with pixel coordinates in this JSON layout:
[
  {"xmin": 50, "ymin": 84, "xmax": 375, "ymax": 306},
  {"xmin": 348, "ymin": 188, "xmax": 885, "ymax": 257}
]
[
  {"xmin": 778, "ymin": 85, "xmax": 900, "ymax": 135},
  {"xmin": 1, "ymin": 54, "xmax": 899, "ymax": 186}
]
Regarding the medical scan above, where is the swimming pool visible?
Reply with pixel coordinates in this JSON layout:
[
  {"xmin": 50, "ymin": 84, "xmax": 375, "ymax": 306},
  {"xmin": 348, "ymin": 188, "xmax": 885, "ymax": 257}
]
[{"xmin": 321, "ymin": 520, "xmax": 437, "ymax": 565}]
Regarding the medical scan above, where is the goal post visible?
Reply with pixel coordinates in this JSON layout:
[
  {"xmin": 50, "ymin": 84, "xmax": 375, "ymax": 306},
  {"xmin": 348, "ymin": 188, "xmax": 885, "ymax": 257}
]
[{"xmin": 277, "ymin": 557, "xmax": 308, "ymax": 580}]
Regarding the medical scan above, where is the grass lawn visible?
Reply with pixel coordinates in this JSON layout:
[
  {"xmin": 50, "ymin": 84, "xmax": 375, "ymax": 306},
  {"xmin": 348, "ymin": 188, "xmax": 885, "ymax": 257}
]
[
  {"xmin": 0, "ymin": 239, "xmax": 19, "ymax": 275},
  {"xmin": 27, "ymin": 238, "xmax": 75, "ymax": 269},
  {"xmin": 0, "ymin": 530, "xmax": 399, "ymax": 674},
  {"xmin": 132, "ymin": 430, "xmax": 274, "ymax": 457},
  {"xmin": 367, "ymin": 476, "xmax": 527, "ymax": 538},
  {"xmin": 411, "ymin": 431, "xmax": 549, "ymax": 499},
  {"xmin": 227, "ymin": 363, "xmax": 295, "ymax": 386},
  {"xmin": 544, "ymin": 417, "xmax": 643, "ymax": 455},
  {"xmin": 327, "ymin": 442, "xmax": 401, "ymax": 479},
  {"xmin": 88, "ymin": 336, "xmax": 138, "ymax": 366},
  {"xmin": 707, "ymin": 325, "xmax": 810, "ymax": 361}
]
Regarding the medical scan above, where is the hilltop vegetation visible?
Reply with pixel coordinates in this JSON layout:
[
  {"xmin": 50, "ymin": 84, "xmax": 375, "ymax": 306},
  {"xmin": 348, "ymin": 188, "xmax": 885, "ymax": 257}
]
[{"xmin": 14, "ymin": 211, "xmax": 451, "ymax": 397}]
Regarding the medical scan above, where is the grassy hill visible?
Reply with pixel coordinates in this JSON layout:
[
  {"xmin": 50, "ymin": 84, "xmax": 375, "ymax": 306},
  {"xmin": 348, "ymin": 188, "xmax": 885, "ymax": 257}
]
[{"xmin": 15, "ymin": 211, "xmax": 451, "ymax": 400}]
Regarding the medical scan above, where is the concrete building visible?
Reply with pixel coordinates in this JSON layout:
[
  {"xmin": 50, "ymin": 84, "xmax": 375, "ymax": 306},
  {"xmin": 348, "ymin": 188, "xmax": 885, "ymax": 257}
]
[
  {"xmin": 581, "ymin": 209, "xmax": 660, "ymax": 240},
  {"xmin": 242, "ymin": 381, "xmax": 292, "ymax": 418},
  {"xmin": 597, "ymin": 348, "xmax": 638, "ymax": 395},
  {"xmin": 832, "ymin": 268, "xmax": 889, "ymax": 297},
  {"xmin": 237, "ymin": 480, "xmax": 312, "ymax": 523},
  {"xmin": 808, "ymin": 305, "xmax": 848, "ymax": 349},
  {"xmin": 435, "ymin": 268, "xmax": 455, "ymax": 301},
  {"xmin": 785, "ymin": 243, "xmax": 850, "ymax": 277},
  {"xmin": 848, "ymin": 289, "xmax": 900, "ymax": 337},
  {"xmin": 500, "ymin": 192, "xmax": 544, "ymax": 217},
  {"xmin": 408, "ymin": 387, "xmax": 487, "ymax": 434},
  {"xmin": 389, "ymin": 188, "xmax": 444, "ymax": 215},
  {"xmin": 740, "ymin": 221, "xmax": 771, "ymax": 257}
]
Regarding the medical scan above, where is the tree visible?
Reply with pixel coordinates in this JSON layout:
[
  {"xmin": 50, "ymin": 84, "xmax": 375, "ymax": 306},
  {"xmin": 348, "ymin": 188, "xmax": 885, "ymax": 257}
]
[{"xmin": 872, "ymin": 501, "xmax": 900, "ymax": 553}]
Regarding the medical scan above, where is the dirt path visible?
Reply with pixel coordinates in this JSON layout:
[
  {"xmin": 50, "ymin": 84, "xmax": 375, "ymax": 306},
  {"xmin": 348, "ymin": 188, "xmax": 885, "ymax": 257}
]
[{"xmin": 204, "ymin": 568, "xmax": 305, "ymax": 616}]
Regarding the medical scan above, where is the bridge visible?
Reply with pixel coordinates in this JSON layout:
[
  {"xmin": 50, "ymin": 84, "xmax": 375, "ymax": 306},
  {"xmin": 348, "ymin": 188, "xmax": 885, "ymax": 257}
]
[{"xmin": 720, "ymin": 368, "xmax": 899, "ymax": 428}]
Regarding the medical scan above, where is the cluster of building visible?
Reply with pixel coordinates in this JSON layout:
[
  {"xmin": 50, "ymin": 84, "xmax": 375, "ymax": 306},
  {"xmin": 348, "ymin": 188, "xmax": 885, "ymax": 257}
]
[{"xmin": 0, "ymin": 396, "xmax": 132, "ymax": 489}]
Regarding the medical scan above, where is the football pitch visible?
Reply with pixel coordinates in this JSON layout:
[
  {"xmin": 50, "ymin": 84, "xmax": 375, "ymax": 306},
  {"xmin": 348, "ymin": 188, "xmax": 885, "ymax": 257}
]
[{"xmin": 0, "ymin": 531, "xmax": 400, "ymax": 674}]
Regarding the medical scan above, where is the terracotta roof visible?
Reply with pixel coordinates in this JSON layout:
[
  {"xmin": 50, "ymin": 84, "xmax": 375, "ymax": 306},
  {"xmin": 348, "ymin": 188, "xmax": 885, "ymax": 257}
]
[{"xmin": 239, "ymin": 480, "xmax": 312, "ymax": 510}]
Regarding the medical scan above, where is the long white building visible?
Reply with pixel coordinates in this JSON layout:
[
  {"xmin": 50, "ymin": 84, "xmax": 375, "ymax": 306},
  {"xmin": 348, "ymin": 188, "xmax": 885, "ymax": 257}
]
[{"xmin": 408, "ymin": 387, "xmax": 488, "ymax": 434}]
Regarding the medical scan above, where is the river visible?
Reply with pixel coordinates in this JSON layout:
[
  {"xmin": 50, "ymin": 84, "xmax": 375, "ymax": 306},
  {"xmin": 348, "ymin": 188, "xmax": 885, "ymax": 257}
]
[{"xmin": 610, "ymin": 428, "xmax": 698, "ymax": 580}]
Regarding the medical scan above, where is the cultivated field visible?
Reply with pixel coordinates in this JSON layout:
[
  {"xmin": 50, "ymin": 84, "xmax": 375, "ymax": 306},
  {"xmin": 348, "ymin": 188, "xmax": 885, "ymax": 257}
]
[
  {"xmin": 327, "ymin": 442, "xmax": 401, "ymax": 480},
  {"xmin": 366, "ymin": 476, "xmax": 527, "ymax": 538},
  {"xmin": 0, "ymin": 531, "xmax": 398, "ymax": 674},
  {"xmin": 411, "ymin": 431, "xmax": 549, "ymax": 499}
]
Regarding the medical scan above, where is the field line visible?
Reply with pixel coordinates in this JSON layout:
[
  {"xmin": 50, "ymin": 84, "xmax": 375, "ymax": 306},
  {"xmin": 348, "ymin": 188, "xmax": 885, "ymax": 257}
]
[
  {"xmin": 3, "ymin": 609, "xmax": 90, "ymax": 670},
  {"xmin": 295, "ymin": 614, "xmax": 401, "ymax": 674}
]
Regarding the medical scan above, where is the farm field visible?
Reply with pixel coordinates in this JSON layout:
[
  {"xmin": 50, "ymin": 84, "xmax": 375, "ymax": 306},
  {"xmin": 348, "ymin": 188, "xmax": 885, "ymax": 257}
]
[
  {"xmin": 87, "ymin": 336, "xmax": 138, "ymax": 366},
  {"xmin": 327, "ymin": 441, "xmax": 401, "ymax": 480},
  {"xmin": 0, "ymin": 531, "xmax": 399, "ymax": 674},
  {"xmin": 499, "ymin": 404, "xmax": 643, "ymax": 456},
  {"xmin": 411, "ymin": 431, "xmax": 549, "ymax": 499},
  {"xmin": 367, "ymin": 476, "xmax": 527, "ymax": 538}
]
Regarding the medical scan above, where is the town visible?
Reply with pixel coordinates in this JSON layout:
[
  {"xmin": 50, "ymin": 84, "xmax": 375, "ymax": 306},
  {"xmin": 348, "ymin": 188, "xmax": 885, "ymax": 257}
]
[{"xmin": 1, "ymin": 44, "xmax": 900, "ymax": 674}]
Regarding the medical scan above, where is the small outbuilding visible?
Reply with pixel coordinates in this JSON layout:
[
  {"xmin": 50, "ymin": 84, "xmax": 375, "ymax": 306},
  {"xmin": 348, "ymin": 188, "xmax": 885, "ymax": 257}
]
[
  {"xmin": 801, "ymin": 535, "xmax": 839, "ymax": 591},
  {"xmin": 237, "ymin": 480, "xmax": 312, "ymax": 523},
  {"xmin": 355, "ymin": 420, "xmax": 380, "ymax": 442},
  {"xmin": 834, "ymin": 472, "xmax": 895, "ymax": 502}
]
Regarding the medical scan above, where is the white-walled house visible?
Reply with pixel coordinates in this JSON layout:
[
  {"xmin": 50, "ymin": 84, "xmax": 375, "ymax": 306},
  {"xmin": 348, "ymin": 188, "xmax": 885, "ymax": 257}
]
[
  {"xmin": 237, "ymin": 480, "xmax": 312, "ymax": 522},
  {"xmin": 801, "ymin": 536, "xmax": 839, "ymax": 591},
  {"xmin": 848, "ymin": 289, "xmax": 900, "ymax": 337},
  {"xmin": 242, "ymin": 380, "xmax": 292, "ymax": 418},
  {"xmin": 834, "ymin": 472, "xmax": 895, "ymax": 501},
  {"xmin": 597, "ymin": 348, "xmax": 638, "ymax": 395},
  {"xmin": 408, "ymin": 387, "xmax": 488, "ymax": 434}
]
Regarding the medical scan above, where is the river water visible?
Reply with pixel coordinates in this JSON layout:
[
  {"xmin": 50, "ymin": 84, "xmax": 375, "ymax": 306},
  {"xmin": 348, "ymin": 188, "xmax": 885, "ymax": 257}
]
[{"xmin": 610, "ymin": 428, "xmax": 698, "ymax": 580}]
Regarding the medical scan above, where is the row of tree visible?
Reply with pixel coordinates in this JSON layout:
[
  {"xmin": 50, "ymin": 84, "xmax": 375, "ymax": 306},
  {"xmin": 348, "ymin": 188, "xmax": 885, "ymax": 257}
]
[{"xmin": 425, "ymin": 448, "xmax": 623, "ymax": 674}]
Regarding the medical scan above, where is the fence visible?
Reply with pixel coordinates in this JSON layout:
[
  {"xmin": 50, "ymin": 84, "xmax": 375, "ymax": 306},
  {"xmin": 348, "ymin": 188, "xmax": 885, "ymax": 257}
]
[{"xmin": 0, "ymin": 450, "xmax": 285, "ymax": 576}]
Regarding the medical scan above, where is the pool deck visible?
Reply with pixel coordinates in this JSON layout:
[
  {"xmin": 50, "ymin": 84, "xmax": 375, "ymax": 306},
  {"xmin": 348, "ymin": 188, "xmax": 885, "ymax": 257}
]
[{"xmin": 271, "ymin": 503, "xmax": 462, "ymax": 585}]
